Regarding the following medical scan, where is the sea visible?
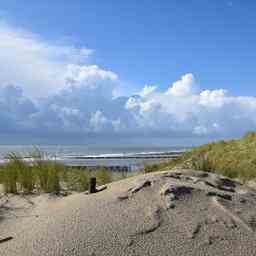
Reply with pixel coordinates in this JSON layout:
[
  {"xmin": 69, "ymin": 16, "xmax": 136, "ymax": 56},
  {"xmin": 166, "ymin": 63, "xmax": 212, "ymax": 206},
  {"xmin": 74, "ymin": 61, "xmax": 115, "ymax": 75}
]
[{"xmin": 0, "ymin": 145, "xmax": 189, "ymax": 171}]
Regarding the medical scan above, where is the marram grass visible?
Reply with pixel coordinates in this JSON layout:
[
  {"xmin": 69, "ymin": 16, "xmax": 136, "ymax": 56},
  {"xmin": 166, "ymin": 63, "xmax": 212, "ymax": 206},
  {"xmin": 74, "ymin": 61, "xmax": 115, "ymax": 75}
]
[
  {"xmin": 143, "ymin": 132, "xmax": 256, "ymax": 182},
  {"xmin": 3, "ymin": 132, "xmax": 255, "ymax": 194},
  {"xmin": 0, "ymin": 151, "xmax": 114, "ymax": 194}
]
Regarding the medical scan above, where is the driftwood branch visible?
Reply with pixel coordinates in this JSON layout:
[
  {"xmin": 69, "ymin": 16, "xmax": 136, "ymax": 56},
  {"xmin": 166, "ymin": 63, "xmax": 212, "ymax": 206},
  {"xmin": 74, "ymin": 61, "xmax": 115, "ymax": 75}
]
[{"xmin": 0, "ymin": 236, "xmax": 13, "ymax": 244}]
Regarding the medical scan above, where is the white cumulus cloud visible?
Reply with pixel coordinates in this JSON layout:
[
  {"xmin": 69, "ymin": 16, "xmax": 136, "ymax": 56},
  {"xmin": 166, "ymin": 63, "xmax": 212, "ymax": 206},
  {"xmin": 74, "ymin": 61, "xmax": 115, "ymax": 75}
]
[
  {"xmin": 0, "ymin": 21, "xmax": 93, "ymax": 97},
  {"xmin": 0, "ymin": 21, "xmax": 256, "ymax": 141},
  {"xmin": 166, "ymin": 73, "xmax": 197, "ymax": 97},
  {"xmin": 126, "ymin": 74, "xmax": 256, "ymax": 136}
]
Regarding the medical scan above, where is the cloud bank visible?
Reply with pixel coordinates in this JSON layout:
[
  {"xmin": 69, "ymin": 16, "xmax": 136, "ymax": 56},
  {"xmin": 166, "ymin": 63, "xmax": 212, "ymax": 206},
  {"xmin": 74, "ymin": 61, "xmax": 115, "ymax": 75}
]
[
  {"xmin": 0, "ymin": 22, "xmax": 256, "ymax": 142},
  {"xmin": 0, "ymin": 21, "xmax": 93, "ymax": 97}
]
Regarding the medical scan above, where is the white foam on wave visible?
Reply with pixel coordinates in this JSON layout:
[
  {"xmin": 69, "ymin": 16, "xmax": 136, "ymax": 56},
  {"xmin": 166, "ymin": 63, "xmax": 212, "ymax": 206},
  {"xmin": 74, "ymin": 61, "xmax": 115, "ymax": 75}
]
[{"xmin": 61, "ymin": 150, "xmax": 185, "ymax": 159}]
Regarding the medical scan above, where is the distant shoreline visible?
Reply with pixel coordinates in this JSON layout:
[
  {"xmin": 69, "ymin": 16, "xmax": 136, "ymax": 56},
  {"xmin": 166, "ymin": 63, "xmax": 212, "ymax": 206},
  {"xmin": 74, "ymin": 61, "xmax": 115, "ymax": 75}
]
[{"xmin": 0, "ymin": 150, "xmax": 185, "ymax": 170}]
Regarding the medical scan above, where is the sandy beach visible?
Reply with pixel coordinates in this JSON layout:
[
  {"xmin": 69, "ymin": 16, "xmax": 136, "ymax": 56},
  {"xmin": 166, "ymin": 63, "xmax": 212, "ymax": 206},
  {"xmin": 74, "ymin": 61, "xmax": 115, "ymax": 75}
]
[{"xmin": 1, "ymin": 169, "xmax": 256, "ymax": 255}]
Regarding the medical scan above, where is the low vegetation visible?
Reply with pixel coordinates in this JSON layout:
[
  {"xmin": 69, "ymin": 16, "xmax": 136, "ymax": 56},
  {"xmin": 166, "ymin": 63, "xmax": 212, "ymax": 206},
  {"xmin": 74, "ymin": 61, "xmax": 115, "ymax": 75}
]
[
  {"xmin": 0, "ymin": 151, "xmax": 114, "ymax": 194},
  {"xmin": 143, "ymin": 132, "xmax": 256, "ymax": 182},
  {"xmin": 2, "ymin": 132, "xmax": 255, "ymax": 194}
]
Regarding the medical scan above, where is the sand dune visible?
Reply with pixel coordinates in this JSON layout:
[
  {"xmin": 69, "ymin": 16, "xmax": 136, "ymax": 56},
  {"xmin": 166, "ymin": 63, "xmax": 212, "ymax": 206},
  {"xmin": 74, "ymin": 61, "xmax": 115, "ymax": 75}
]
[{"xmin": 1, "ymin": 169, "xmax": 256, "ymax": 255}]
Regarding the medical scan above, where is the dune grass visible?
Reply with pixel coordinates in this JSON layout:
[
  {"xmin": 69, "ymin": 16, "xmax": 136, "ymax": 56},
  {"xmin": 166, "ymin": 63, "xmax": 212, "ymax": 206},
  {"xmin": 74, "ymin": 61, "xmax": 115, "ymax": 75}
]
[
  {"xmin": 93, "ymin": 167, "xmax": 112, "ymax": 185},
  {"xmin": 62, "ymin": 168, "xmax": 89, "ymax": 192},
  {"xmin": 0, "ymin": 152, "xmax": 62, "ymax": 194},
  {"xmin": 4, "ymin": 132, "xmax": 255, "ymax": 194},
  {"xmin": 0, "ymin": 151, "xmax": 115, "ymax": 195},
  {"xmin": 143, "ymin": 132, "xmax": 256, "ymax": 182}
]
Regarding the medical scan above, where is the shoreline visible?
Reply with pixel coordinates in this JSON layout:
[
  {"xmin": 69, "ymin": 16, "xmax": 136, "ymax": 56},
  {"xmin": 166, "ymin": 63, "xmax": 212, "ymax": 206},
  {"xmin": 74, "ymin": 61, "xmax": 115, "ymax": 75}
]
[{"xmin": 0, "ymin": 150, "xmax": 185, "ymax": 170}]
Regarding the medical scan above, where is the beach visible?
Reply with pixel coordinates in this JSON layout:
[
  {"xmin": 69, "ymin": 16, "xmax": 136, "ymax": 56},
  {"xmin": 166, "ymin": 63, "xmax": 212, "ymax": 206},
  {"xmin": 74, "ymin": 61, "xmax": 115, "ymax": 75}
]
[{"xmin": 1, "ymin": 169, "xmax": 256, "ymax": 255}]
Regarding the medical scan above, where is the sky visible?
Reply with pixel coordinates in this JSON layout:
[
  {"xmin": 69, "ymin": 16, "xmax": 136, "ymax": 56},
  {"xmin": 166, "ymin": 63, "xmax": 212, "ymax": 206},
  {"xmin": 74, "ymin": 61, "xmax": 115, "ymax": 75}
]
[{"xmin": 0, "ymin": 0, "xmax": 256, "ymax": 145}]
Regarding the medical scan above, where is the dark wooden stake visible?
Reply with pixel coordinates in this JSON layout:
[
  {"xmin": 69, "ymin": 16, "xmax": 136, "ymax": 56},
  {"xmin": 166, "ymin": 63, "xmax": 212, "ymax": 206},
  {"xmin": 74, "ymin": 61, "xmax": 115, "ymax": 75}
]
[{"xmin": 89, "ymin": 177, "xmax": 97, "ymax": 194}]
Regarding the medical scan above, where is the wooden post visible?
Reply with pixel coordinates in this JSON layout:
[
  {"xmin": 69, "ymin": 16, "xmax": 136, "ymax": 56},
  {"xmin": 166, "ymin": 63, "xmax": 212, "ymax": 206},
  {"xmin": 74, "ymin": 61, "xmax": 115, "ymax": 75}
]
[{"xmin": 89, "ymin": 177, "xmax": 97, "ymax": 193}]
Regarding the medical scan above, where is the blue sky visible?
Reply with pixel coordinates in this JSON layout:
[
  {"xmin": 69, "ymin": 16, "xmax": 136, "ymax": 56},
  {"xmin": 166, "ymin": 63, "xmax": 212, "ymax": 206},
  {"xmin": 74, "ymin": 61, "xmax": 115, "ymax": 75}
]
[
  {"xmin": 2, "ymin": 0, "xmax": 256, "ymax": 95},
  {"xmin": 0, "ymin": 1, "xmax": 256, "ymax": 144}
]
